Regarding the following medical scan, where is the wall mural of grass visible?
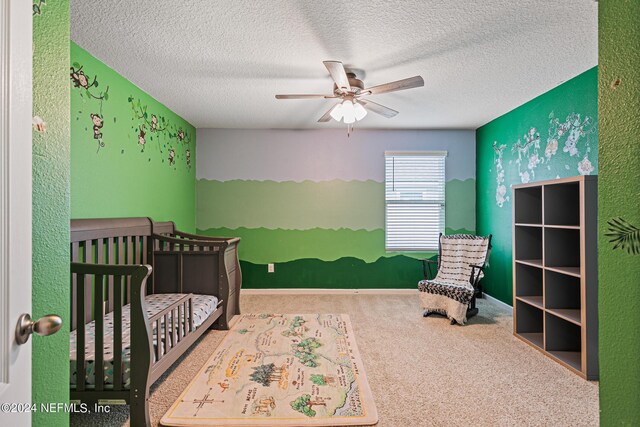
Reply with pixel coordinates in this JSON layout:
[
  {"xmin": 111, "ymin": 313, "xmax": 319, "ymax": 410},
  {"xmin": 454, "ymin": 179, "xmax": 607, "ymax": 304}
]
[
  {"xmin": 196, "ymin": 129, "xmax": 477, "ymax": 288},
  {"xmin": 238, "ymin": 255, "xmax": 437, "ymax": 289},
  {"xmin": 196, "ymin": 179, "xmax": 475, "ymax": 288}
]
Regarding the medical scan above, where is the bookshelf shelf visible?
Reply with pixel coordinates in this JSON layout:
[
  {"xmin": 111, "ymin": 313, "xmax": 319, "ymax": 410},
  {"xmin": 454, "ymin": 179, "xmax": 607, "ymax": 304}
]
[
  {"xmin": 516, "ymin": 295, "xmax": 544, "ymax": 310},
  {"xmin": 516, "ymin": 259, "xmax": 543, "ymax": 269}
]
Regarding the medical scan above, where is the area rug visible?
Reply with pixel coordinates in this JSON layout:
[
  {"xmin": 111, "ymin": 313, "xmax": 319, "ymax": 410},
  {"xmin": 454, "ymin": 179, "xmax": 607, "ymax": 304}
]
[{"xmin": 160, "ymin": 314, "xmax": 378, "ymax": 426}]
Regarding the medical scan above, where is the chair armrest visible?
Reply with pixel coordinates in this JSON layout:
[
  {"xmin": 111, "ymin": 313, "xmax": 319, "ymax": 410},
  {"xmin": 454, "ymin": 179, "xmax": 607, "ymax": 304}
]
[
  {"xmin": 420, "ymin": 259, "xmax": 439, "ymax": 280},
  {"xmin": 468, "ymin": 264, "xmax": 486, "ymax": 290}
]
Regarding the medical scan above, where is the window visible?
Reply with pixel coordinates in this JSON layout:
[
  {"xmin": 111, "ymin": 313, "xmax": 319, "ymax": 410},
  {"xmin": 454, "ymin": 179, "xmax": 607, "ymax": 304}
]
[{"xmin": 385, "ymin": 151, "xmax": 446, "ymax": 251}]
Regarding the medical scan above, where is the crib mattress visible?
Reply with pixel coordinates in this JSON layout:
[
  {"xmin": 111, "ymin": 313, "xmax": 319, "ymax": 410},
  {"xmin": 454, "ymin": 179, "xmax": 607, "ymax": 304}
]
[{"xmin": 70, "ymin": 293, "xmax": 218, "ymax": 390}]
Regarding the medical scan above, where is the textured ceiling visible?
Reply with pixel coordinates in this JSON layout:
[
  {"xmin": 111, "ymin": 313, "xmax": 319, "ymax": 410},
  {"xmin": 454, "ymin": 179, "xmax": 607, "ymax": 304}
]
[{"xmin": 71, "ymin": 0, "xmax": 597, "ymax": 129}]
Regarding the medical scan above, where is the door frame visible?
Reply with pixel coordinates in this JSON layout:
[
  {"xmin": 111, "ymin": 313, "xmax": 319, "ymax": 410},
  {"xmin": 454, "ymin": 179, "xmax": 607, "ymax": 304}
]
[{"xmin": 0, "ymin": 0, "xmax": 33, "ymax": 424}]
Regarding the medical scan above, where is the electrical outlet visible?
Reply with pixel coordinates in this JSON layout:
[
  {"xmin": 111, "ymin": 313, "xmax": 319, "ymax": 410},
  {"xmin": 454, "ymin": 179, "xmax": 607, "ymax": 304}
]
[{"xmin": 268, "ymin": 263, "xmax": 275, "ymax": 273}]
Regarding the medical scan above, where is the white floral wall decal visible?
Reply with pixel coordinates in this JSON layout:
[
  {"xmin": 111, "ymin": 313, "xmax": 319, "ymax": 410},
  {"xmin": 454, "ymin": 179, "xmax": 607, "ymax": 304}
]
[
  {"xmin": 492, "ymin": 111, "xmax": 597, "ymax": 207},
  {"xmin": 578, "ymin": 157, "xmax": 595, "ymax": 175},
  {"xmin": 493, "ymin": 142, "xmax": 509, "ymax": 207},
  {"xmin": 512, "ymin": 127, "xmax": 541, "ymax": 183}
]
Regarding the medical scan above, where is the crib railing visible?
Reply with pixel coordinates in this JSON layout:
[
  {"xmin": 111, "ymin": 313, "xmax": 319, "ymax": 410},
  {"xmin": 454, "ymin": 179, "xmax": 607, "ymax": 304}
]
[
  {"xmin": 151, "ymin": 232, "xmax": 240, "ymax": 329},
  {"xmin": 70, "ymin": 218, "xmax": 153, "ymax": 330},
  {"xmin": 70, "ymin": 262, "xmax": 152, "ymax": 394},
  {"xmin": 147, "ymin": 293, "xmax": 198, "ymax": 381}
]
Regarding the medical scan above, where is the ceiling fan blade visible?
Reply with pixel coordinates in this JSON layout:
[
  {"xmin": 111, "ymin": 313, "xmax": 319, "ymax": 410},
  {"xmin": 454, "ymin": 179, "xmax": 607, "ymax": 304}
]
[
  {"xmin": 359, "ymin": 100, "xmax": 399, "ymax": 118},
  {"xmin": 323, "ymin": 61, "xmax": 351, "ymax": 93},
  {"xmin": 360, "ymin": 75, "xmax": 424, "ymax": 96},
  {"xmin": 318, "ymin": 105, "xmax": 337, "ymax": 122},
  {"xmin": 276, "ymin": 94, "xmax": 336, "ymax": 99}
]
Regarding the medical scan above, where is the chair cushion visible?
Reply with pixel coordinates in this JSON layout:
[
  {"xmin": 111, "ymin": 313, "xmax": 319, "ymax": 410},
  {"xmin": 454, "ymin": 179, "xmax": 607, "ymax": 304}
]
[
  {"xmin": 70, "ymin": 293, "xmax": 218, "ymax": 390},
  {"xmin": 418, "ymin": 279, "xmax": 475, "ymax": 305}
]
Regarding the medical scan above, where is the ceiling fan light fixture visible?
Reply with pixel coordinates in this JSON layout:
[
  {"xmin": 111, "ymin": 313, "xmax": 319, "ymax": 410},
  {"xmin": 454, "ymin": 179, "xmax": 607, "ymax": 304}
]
[
  {"xmin": 277, "ymin": 60, "xmax": 423, "ymax": 129},
  {"xmin": 329, "ymin": 103, "xmax": 344, "ymax": 121},
  {"xmin": 341, "ymin": 100, "xmax": 356, "ymax": 124},
  {"xmin": 353, "ymin": 101, "xmax": 367, "ymax": 121}
]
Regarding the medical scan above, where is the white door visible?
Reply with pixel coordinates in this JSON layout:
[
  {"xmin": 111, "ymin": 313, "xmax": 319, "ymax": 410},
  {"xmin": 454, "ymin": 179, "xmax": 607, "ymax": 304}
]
[{"xmin": 0, "ymin": 0, "xmax": 33, "ymax": 425}]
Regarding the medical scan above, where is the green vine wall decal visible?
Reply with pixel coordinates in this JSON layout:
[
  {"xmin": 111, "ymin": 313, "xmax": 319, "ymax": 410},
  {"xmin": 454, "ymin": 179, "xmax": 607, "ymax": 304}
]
[
  {"xmin": 70, "ymin": 63, "xmax": 110, "ymax": 150},
  {"xmin": 128, "ymin": 96, "xmax": 192, "ymax": 167},
  {"xmin": 137, "ymin": 124, "xmax": 147, "ymax": 152},
  {"xmin": 606, "ymin": 218, "xmax": 640, "ymax": 255},
  {"xmin": 129, "ymin": 97, "xmax": 169, "ymax": 133},
  {"xmin": 70, "ymin": 41, "xmax": 197, "ymax": 234},
  {"xmin": 33, "ymin": 0, "xmax": 46, "ymax": 16},
  {"xmin": 175, "ymin": 127, "xmax": 191, "ymax": 144}
]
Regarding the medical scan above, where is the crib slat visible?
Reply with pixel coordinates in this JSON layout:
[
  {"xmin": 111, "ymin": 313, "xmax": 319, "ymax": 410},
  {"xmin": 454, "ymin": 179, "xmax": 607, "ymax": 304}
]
[
  {"xmin": 156, "ymin": 320, "xmax": 162, "ymax": 361},
  {"xmin": 117, "ymin": 236, "xmax": 124, "ymax": 263},
  {"xmin": 97, "ymin": 238, "xmax": 104, "ymax": 264},
  {"xmin": 172, "ymin": 308, "xmax": 177, "ymax": 347},
  {"xmin": 189, "ymin": 299, "xmax": 194, "ymax": 332},
  {"xmin": 71, "ymin": 242, "xmax": 79, "ymax": 330},
  {"xmin": 142, "ymin": 235, "xmax": 148, "ymax": 265},
  {"xmin": 113, "ymin": 275, "xmax": 123, "ymax": 391},
  {"xmin": 94, "ymin": 274, "xmax": 105, "ymax": 391},
  {"xmin": 107, "ymin": 238, "xmax": 115, "ymax": 313},
  {"xmin": 164, "ymin": 314, "xmax": 170, "ymax": 356},
  {"xmin": 134, "ymin": 235, "xmax": 141, "ymax": 265},
  {"xmin": 126, "ymin": 236, "xmax": 133, "ymax": 304},
  {"xmin": 96, "ymin": 239, "xmax": 105, "ymax": 316},
  {"xmin": 178, "ymin": 304, "xmax": 183, "ymax": 341},
  {"xmin": 184, "ymin": 301, "xmax": 189, "ymax": 337},
  {"xmin": 83, "ymin": 241, "xmax": 93, "ymax": 323},
  {"xmin": 77, "ymin": 273, "xmax": 86, "ymax": 392},
  {"xmin": 117, "ymin": 236, "xmax": 125, "ymax": 307}
]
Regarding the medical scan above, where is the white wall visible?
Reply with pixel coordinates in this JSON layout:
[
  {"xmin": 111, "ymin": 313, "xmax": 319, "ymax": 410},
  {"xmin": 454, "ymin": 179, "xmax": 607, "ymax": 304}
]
[{"xmin": 197, "ymin": 128, "xmax": 476, "ymax": 183}]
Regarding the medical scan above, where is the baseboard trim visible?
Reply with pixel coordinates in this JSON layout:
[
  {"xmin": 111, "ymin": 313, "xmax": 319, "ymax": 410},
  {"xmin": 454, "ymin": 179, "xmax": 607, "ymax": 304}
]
[
  {"xmin": 241, "ymin": 288, "xmax": 418, "ymax": 295},
  {"xmin": 482, "ymin": 292, "xmax": 513, "ymax": 310}
]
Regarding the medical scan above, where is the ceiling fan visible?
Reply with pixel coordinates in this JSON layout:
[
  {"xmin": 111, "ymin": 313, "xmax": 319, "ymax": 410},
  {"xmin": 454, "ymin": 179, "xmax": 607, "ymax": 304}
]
[{"xmin": 275, "ymin": 61, "xmax": 424, "ymax": 125}]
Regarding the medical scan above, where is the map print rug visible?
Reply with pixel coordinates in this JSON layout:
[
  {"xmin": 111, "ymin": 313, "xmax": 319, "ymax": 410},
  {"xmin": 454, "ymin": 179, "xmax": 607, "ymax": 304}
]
[{"xmin": 161, "ymin": 314, "xmax": 378, "ymax": 426}]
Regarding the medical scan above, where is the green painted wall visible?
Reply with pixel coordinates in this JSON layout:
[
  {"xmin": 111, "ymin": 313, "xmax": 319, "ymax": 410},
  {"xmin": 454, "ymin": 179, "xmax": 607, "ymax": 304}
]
[
  {"xmin": 197, "ymin": 178, "xmax": 473, "ymax": 287},
  {"xmin": 197, "ymin": 179, "xmax": 474, "ymax": 288},
  {"xmin": 476, "ymin": 68, "xmax": 598, "ymax": 304},
  {"xmin": 197, "ymin": 179, "xmax": 475, "ymax": 233},
  {"xmin": 598, "ymin": 2, "xmax": 640, "ymax": 425},
  {"xmin": 32, "ymin": 1, "xmax": 70, "ymax": 426},
  {"xmin": 70, "ymin": 42, "xmax": 196, "ymax": 231}
]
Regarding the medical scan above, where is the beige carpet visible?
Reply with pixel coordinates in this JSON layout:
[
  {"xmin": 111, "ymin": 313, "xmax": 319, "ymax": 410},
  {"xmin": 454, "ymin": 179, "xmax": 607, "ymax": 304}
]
[{"xmin": 71, "ymin": 293, "xmax": 599, "ymax": 427}]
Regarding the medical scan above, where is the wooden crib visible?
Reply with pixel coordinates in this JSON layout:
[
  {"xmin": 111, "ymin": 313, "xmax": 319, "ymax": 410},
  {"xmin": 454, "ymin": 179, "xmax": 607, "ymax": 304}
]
[{"xmin": 69, "ymin": 217, "xmax": 241, "ymax": 426}]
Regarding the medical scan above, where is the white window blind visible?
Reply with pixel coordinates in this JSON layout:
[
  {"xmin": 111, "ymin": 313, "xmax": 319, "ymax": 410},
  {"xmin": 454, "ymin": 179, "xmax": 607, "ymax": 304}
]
[{"xmin": 385, "ymin": 152, "xmax": 446, "ymax": 251}]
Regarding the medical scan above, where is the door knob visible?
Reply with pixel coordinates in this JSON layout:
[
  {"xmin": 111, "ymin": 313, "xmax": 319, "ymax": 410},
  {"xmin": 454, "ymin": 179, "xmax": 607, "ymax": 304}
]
[{"xmin": 15, "ymin": 313, "xmax": 62, "ymax": 345}]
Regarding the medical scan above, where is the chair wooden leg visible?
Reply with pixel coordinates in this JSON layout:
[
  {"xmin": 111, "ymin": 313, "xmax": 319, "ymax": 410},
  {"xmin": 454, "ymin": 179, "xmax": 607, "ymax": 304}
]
[{"xmin": 466, "ymin": 294, "xmax": 479, "ymax": 319}]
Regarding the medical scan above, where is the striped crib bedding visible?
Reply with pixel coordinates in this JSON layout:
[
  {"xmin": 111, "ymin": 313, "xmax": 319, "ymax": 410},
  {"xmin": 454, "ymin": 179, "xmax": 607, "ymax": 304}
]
[{"xmin": 70, "ymin": 293, "xmax": 218, "ymax": 390}]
